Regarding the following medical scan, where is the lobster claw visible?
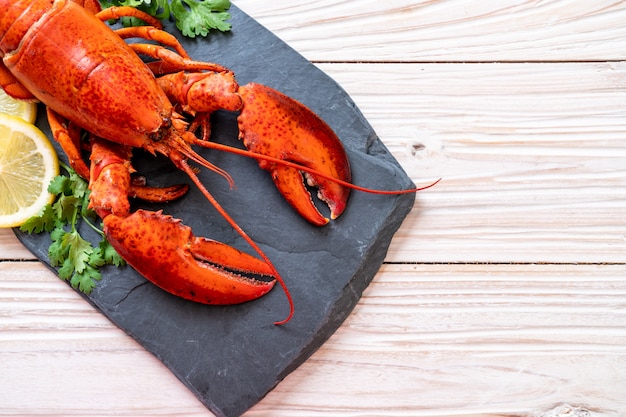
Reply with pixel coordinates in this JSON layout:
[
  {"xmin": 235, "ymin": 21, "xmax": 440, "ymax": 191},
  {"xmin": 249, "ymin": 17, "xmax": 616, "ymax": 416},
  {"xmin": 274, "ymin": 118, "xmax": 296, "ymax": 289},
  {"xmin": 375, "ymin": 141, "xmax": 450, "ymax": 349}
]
[
  {"xmin": 103, "ymin": 210, "xmax": 276, "ymax": 304},
  {"xmin": 238, "ymin": 83, "xmax": 352, "ymax": 226},
  {"xmin": 88, "ymin": 139, "xmax": 276, "ymax": 305}
]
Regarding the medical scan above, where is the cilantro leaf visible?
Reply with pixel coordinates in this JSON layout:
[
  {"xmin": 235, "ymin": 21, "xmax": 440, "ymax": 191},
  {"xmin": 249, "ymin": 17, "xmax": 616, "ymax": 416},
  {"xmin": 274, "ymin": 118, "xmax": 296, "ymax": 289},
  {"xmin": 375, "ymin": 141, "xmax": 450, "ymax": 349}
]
[
  {"xmin": 51, "ymin": 229, "xmax": 104, "ymax": 295},
  {"xmin": 58, "ymin": 257, "xmax": 76, "ymax": 281},
  {"xmin": 48, "ymin": 175, "xmax": 70, "ymax": 195},
  {"xmin": 71, "ymin": 264, "xmax": 102, "ymax": 294},
  {"xmin": 48, "ymin": 228, "xmax": 71, "ymax": 267},
  {"xmin": 54, "ymin": 194, "xmax": 80, "ymax": 224},
  {"xmin": 20, "ymin": 205, "xmax": 57, "ymax": 234},
  {"xmin": 20, "ymin": 164, "xmax": 126, "ymax": 296},
  {"xmin": 90, "ymin": 246, "xmax": 107, "ymax": 268},
  {"xmin": 98, "ymin": 239, "xmax": 126, "ymax": 267},
  {"xmin": 170, "ymin": 0, "xmax": 231, "ymax": 38},
  {"xmin": 68, "ymin": 168, "xmax": 89, "ymax": 199},
  {"xmin": 63, "ymin": 230, "xmax": 93, "ymax": 274}
]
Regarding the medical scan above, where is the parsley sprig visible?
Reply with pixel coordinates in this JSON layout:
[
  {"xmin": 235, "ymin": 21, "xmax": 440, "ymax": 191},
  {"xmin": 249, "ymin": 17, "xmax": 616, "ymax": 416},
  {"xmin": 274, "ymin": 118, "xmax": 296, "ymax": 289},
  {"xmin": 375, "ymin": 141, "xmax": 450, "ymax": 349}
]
[
  {"xmin": 100, "ymin": 0, "xmax": 232, "ymax": 38},
  {"xmin": 20, "ymin": 163, "xmax": 125, "ymax": 295}
]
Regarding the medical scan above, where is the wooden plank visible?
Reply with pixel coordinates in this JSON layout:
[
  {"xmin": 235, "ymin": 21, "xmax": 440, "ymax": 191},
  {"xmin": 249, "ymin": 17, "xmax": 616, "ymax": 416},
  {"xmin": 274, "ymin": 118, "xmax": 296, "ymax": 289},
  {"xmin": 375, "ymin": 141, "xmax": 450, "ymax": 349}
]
[
  {"xmin": 0, "ymin": 262, "xmax": 210, "ymax": 416},
  {"xmin": 235, "ymin": 0, "xmax": 626, "ymax": 62},
  {"xmin": 0, "ymin": 229, "xmax": 33, "ymax": 260},
  {"xmin": 1, "ymin": 262, "xmax": 624, "ymax": 416},
  {"xmin": 252, "ymin": 263, "xmax": 626, "ymax": 416},
  {"xmin": 316, "ymin": 62, "xmax": 626, "ymax": 263}
]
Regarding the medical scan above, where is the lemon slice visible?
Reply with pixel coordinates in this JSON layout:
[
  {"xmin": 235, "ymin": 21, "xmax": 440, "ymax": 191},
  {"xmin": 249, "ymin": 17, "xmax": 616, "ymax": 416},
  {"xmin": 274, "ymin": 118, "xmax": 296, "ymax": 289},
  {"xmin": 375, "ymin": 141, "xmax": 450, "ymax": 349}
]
[
  {"xmin": 0, "ymin": 113, "xmax": 59, "ymax": 227},
  {"xmin": 0, "ymin": 88, "xmax": 37, "ymax": 123}
]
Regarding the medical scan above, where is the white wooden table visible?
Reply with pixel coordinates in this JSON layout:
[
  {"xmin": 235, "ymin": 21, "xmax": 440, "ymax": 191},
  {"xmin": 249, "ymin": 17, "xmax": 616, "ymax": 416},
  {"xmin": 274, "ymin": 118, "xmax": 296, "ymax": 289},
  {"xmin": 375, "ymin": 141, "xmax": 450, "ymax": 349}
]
[{"xmin": 1, "ymin": 1, "xmax": 625, "ymax": 416}]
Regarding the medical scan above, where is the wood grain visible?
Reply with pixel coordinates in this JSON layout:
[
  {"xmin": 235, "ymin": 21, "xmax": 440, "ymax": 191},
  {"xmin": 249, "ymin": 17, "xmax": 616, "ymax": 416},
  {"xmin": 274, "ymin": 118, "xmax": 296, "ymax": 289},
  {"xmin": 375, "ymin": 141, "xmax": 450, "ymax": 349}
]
[
  {"xmin": 1, "ymin": 262, "xmax": 624, "ymax": 416},
  {"xmin": 1, "ymin": 1, "xmax": 626, "ymax": 416},
  {"xmin": 314, "ymin": 62, "xmax": 626, "ymax": 263},
  {"xmin": 235, "ymin": 0, "xmax": 626, "ymax": 62}
]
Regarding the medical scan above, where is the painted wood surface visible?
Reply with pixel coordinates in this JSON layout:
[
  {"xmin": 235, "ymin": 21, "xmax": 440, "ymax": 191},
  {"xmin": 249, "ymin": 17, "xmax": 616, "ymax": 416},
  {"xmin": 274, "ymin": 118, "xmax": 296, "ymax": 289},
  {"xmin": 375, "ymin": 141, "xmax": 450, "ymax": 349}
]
[{"xmin": 1, "ymin": 1, "xmax": 625, "ymax": 416}]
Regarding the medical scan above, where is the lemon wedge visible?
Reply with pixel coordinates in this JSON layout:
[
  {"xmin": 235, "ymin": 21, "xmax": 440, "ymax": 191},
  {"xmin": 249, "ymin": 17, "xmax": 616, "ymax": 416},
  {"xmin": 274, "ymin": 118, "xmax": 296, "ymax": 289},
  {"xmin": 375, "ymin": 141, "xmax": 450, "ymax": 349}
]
[
  {"xmin": 0, "ymin": 113, "xmax": 59, "ymax": 227},
  {"xmin": 0, "ymin": 88, "xmax": 37, "ymax": 123}
]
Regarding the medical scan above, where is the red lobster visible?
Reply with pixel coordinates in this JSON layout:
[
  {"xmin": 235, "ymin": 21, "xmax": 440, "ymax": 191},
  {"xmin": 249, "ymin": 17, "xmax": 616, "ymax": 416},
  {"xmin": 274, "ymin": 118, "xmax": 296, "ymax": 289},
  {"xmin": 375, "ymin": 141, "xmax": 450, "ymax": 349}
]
[{"xmin": 0, "ymin": 0, "xmax": 431, "ymax": 324}]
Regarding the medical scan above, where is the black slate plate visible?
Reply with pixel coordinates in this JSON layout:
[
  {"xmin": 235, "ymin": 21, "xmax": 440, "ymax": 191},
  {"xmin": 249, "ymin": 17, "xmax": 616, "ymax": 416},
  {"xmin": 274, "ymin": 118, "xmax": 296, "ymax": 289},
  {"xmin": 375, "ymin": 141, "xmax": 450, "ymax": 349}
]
[{"xmin": 13, "ymin": 5, "xmax": 416, "ymax": 417}]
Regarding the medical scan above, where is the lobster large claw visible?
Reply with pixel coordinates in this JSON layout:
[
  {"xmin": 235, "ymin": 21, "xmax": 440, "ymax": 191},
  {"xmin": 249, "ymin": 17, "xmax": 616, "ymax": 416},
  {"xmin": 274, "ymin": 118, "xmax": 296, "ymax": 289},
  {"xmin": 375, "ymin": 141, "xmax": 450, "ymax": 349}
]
[
  {"xmin": 89, "ymin": 139, "xmax": 276, "ymax": 305},
  {"xmin": 238, "ymin": 83, "xmax": 352, "ymax": 226},
  {"xmin": 156, "ymin": 73, "xmax": 352, "ymax": 226},
  {"xmin": 103, "ymin": 211, "xmax": 276, "ymax": 304}
]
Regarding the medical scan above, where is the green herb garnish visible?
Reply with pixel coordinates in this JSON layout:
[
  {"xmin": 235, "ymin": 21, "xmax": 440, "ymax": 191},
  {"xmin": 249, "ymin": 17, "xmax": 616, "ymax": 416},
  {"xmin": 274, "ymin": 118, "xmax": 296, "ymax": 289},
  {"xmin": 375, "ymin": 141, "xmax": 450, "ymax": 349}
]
[
  {"xmin": 20, "ymin": 163, "xmax": 125, "ymax": 294},
  {"xmin": 99, "ymin": 0, "xmax": 232, "ymax": 38}
]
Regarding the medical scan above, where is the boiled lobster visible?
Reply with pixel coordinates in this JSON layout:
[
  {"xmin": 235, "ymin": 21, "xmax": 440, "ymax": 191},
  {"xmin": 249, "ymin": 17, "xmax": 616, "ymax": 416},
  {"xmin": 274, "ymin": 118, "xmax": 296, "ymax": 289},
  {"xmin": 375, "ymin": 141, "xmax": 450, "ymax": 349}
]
[{"xmin": 0, "ymin": 0, "xmax": 432, "ymax": 324}]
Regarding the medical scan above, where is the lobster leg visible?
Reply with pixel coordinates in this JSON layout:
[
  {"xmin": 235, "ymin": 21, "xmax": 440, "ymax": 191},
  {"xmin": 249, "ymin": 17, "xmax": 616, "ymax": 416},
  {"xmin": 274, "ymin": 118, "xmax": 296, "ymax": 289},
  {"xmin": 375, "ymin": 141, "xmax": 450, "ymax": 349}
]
[
  {"xmin": 47, "ymin": 108, "xmax": 91, "ymax": 179},
  {"xmin": 91, "ymin": 7, "xmax": 227, "ymax": 75},
  {"xmin": 132, "ymin": 44, "xmax": 231, "ymax": 75},
  {"xmin": 47, "ymin": 108, "xmax": 189, "ymax": 202},
  {"xmin": 0, "ymin": 61, "xmax": 34, "ymax": 100},
  {"xmin": 88, "ymin": 138, "xmax": 279, "ymax": 306},
  {"xmin": 128, "ymin": 178, "xmax": 189, "ymax": 204},
  {"xmin": 95, "ymin": 6, "xmax": 162, "ymax": 28},
  {"xmin": 114, "ymin": 27, "xmax": 190, "ymax": 59},
  {"xmin": 157, "ymin": 71, "xmax": 242, "ymax": 115},
  {"xmin": 93, "ymin": 5, "xmax": 186, "ymax": 59}
]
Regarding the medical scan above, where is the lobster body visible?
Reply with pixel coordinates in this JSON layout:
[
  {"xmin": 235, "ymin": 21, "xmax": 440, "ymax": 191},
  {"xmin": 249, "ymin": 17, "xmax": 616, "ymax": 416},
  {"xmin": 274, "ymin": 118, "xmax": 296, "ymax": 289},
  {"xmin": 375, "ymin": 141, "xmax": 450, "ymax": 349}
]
[
  {"xmin": 1, "ymin": 0, "xmax": 172, "ymax": 148},
  {"xmin": 0, "ymin": 0, "xmax": 379, "ymax": 323}
]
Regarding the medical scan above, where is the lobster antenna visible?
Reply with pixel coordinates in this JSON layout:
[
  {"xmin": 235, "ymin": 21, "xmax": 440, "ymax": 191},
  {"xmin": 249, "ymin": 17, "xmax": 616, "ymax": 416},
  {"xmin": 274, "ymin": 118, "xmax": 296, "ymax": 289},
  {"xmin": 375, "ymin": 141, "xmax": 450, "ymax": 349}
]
[
  {"xmin": 194, "ymin": 139, "xmax": 441, "ymax": 193},
  {"xmin": 172, "ymin": 136, "xmax": 237, "ymax": 190},
  {"xmin": 177, "ymin": 156, "xmax": 294, "ymax": 325}
]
